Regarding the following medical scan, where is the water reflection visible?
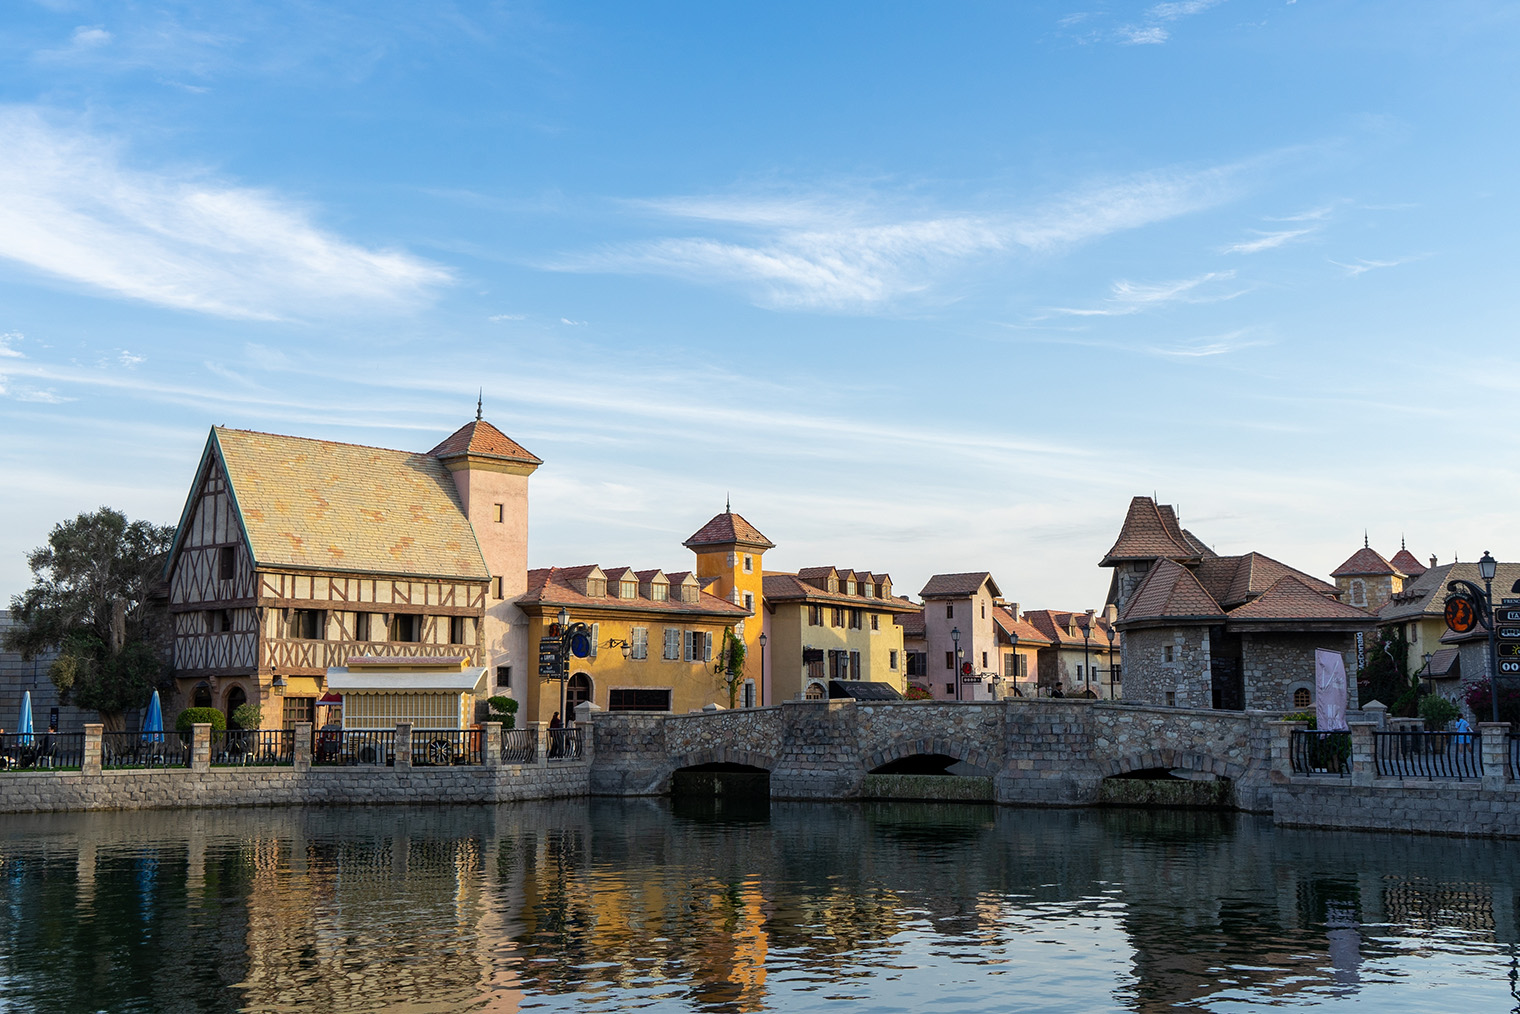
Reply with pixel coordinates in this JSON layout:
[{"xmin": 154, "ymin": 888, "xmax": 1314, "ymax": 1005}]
[{"xmin": 0, "ymin": 801, "xmax": 1517, "ymax": 1012}]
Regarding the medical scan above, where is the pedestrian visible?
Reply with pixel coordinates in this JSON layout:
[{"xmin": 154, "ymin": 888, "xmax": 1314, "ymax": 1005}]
[
  {"xmin": 549, "ymin": 711, "xmax": 563, "ymax": 757},
  {"xmin": 1051, "ymin": 682, "xmax": 1064, "ymax": 698},
  {"xmin": 1453, "ymin": 714, "xmax": 1473, "ymax": 747}
]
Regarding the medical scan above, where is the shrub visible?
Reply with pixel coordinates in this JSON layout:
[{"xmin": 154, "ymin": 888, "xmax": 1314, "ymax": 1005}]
[
  {"xmin": 487, "ymin": 695, "xmax": 519, "ymax": 729},
  {"xmin": 1465, "ymin": 683, "xmax": 1520, "ymax": 727},
  {"xmin": 1418, "ymin": 694, "xmax": 1460, "ymax": 731},
  {"xmin": 175, "ymin": 707, "xmax": 226, "ymax": 733},
  {"xmin": 1282, "ymin": 710, "xmax": 1316, "ymax": 729},
  {"xmin": 904, "ymin": 684, "xmax": 933, "ymax": 701},
  {"xmin": 231, "ymin": 703, "xmax": 262, "ymax": 730}
]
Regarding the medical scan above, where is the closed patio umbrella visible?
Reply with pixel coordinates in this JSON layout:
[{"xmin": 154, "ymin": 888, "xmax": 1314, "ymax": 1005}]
[
  {"xmin": 141, "ymin": 690, "xmax": 164, "ymax": 744},
  {"xmin": 18, "ymin": 690, "xmax": 33, "ymax": 745}
]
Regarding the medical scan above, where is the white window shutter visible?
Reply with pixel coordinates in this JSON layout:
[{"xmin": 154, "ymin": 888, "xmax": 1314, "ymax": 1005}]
[
  {"xmin": 591, "ymin": 623, "xmax": 599, "ymax": 658},
  {"xmin": 704, "ymin": 633, "xmax": 713, "ymax": 662},
  {"xmin": 683, "ymin": 631, "xmax": 692, "ymax": 662}
]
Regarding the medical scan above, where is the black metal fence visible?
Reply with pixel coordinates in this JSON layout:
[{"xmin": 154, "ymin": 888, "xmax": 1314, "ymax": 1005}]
[
  {"xmin": 501, "ymin": 728, "xmax": 537, "ymax": 765},
  {"xmin": 1290, "ymin": 730, "xmax": 1351, "ymax": 776},
  {"xmin": 211, "ymin": 730, "xmax": 295, "ymax": 766},
  {"xmin": 0, "ymin": 732, "xmax": 86, "ymax": 770},
  {"xmin": 548, "ymin": 726, "xmax": 583, "ymax": 762},
  {"xmin": 102, "ymin": 731, "xmax": 191, "ymax": 769},
  {"xmin": 1373, "ymin": 730, "xmax": 1482, "ymax": 779},
  {"xmin": 412, "ymin": 729, "xmax": 482, "ymax": 766},
  {"xmin": 312, "ymin": 729, "xmax": 395, "ymax": 766}
]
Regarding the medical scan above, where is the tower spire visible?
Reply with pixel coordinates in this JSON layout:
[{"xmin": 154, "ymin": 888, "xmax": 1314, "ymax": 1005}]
[
  {"xmin": 476, "ymin": 389, "xmax": 483, "ymax": 421},
  {"xmin": 1364, "ymin": 529, "xmax": 1369, "ymax": 549},
  {"xmin": 726, "ymin": 492, "xmax": 731, "ymax": 514}
]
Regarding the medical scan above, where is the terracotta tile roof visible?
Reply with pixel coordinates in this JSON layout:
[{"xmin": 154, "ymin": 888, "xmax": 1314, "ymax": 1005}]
[
  {"xmin": 683, "ymin": 511, "xmax": 775, "ymax": 550},
  {"xmin": 1118, "ymin": 560, "xmax": 1226, "ymax": 625},
  {"xmin": 1195, "ymin": 552, "xmax": 1336, "ymax": 609},
  {"xmin": 762, "ymin": 572, "xmax": 919, "ymax": 612},
  {"xmin": 992, "ymin": 607, "xmax": 1057, "ymax": 646},
  {"xmin": 204, "ymin": 426, "xmax": 489, "ymax": 581},
  {"xmin": 521, "ymin": 566, "xmax": 746, "ymax": 617},
  {"xmin": 427, "ymin": 419, "xmax": 541, "ymax": 467},
  {"xmin": 1331, "ymin": 546, "xmax": 1402, "ymax": 578},
  {"xmin": 1021, "ymin": 608, "xmax": 1119, "ymax": 646},
  {"xmin": 1100, "ymin": 497, "xmax": 1204, "ymax": 565},
  {"xmin": 1390, "ymin": 549, "xmax": 1428, "ymax": 578},
  {"xmin": 920, "ymin": 572, "xmax": 1001, "ymax": 599},
  {"xmin": 1225, "ymin": 576, "xmax": 1376, "ymax": 624},
  {"xmin": 895, "ymin": 609, "xmax": 926, "ymax": 638},
  {"xmin": 1427, "ymin": 646, "xmax": 1459, "ymax": 677}
]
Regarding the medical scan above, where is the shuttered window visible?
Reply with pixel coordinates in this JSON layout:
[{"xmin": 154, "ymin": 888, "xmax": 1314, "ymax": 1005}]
[
  {"xmin": 631, "ymin": 626, "xmax": 648, "ymax": 660},
  {"xmin": 663, "ymin": 628, "xmax": 681, "ymax": 660}
]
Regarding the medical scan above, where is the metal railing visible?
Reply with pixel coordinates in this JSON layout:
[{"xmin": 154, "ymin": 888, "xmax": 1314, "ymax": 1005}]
[
  {"xmin": 501, "ymin": 728, "xmax": 537, "ymax": 765},
  {"xmin": 211, "ymin": 730, "xmax": 295, "ymax": 766},
  {"xmin": 548, "ymin": 726, "xmax": 583, "ymax": 762},
  {"xmin": 1290, "ymin": 730, "xmax": 1351, "ymax": 776},
  {"xmin": 102, "ymin": 730, "xmax": 191, "ymax": 769},
  {"xmin": 0, "ymin": 732, "xmax": 85, "ymax": 770},
  {"xmin": 1373, "ymin": 730, "xmax": 1482, "ymax": 779},
  {"xmin": 412, "ymin": 729, "xmax": 482, "ymax": 767},
  {"xmin": 311, "ymin": 729, "xmax": 395, "ymax": 766}
]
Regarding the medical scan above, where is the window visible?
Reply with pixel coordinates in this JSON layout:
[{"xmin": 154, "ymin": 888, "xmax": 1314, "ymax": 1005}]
[
  {"xmin": 493, "ymin": 503, "xmax": 504, "ymax": 523},
  {"xmin": 982, "ymin": 651, "xmax": 988, "ymax": 668},
  {"xmin": 742, "ymin": 680, "xmax": 756, "ymax": 708},
  {"xmin": 684, "ymin": 630, "xmax": 712, "ymax": 663},
  {"xmin": 1349, "ymin": 579, "xmax": 1366, "ymax": 607},
  {"xmin": 889, "ymin": 649, "xmax": 899, "ymax": 670},
  {"xmin": 946, "ymin": 603, "xmax": 954, "ymax": 618},
  {"xmin": 609, "ymin": 688, "xmax": 671, "ymax": 712},
  {"xmin": 744, "ymin": 592, "xmax": 754, "ymax": 612},
  {"xmin": 493, "ymin": 576, "xmax": 503, "ymax": 599},
  {"xmin": 743, "ymin": 554, "xmax": 753, "ymax": 573},
  {"xmin": 809, "ymin": 605, "xmax": 824, "ymax": 626},
  {"xmin": 945, "ymin": 683, "xmax": 955, "ymax": 695},
  {"xmin": 832, "ymin": 608, "xmax": 845, "ymax": 628},
  {"xmin": 390, "ymin": 614, "xmax": 419, "ymax": 642},
  {"xmin": 663, "ymin": 628, "xmax": 681, "ymax": 660},
  {"xmin": 567, "ymin": 673, "xmax": 593, "ymax": 709},
  {"xmin": 450, "ymin": 616, "xmax": 467, "ymax": 645},
  {"xmin": 620, "ymin": 579, "xmax": 637, "ymax": 599},
  {"xmin": 846, "ymin": 579, "xmax": 857, "ymax": 595},
  {"xmin": 1076, "ymin": 665, "xmax": 1083, "ymax": 678},
  {"xmin": 850, "ymin": 651, "xmax": 861, "ymax": 679},
  {"xmin": 354, "ymin": 612, "xmax": 371, "ymax": 641},
  {"xmin": 631, "ymin": 626, "xmax": 649, "ymax": 660},
  {"xmin": 870, "ymin": 613, "xmax": 879, "ymax": 631},
  {"xmin": 907, "ymin": 652, "xmax": 926, "ymax": 677},
  {"xmin": 945, "ymin": 651, "xmax": 955, "ymax": 671},
  {"xmin": 219, "ymin": 546, "xmax": 235, "ymax": 581},
  {"xmin": 1163, "ymin": 644, "xmax": 1175, "ymax": 663},
  {"xmin": 282, "ymin": 696, "xmax": 316, "ymax": 729},
  {"xmin": 1165, "ymin": 691, "xmax": 1176, "ymax": 707},
  {"xmin": 981, "ymin": 602, "xmax": 986, "ymax": 619},
  {"xmin": 218, "ymin": 609, "xmax": 233, "ymax": 632},
  {"xmin": 587, "ymin": 578, "xmax": 606, "ymax": 597},
  {"xmin": 651, "ymin": 581, "xmax": 669, "ymax": 601},
  {"xmin": 1293, "ymin": 687, "xmax": 1311, "ymax": 708},
  {"xmin": 806, "ymin": 683, "xmax": 826, "ymax": 700},
  {"xmin": 850, "ymin": 609, "xmax": 862, "ymax": 630},
  {"xmin": 292, "ymin": 609, "xmax": 325, "ymax": 640},
  {"xmin": 495, "ymin": 665, "xmax": 511, "ymax": 688}
]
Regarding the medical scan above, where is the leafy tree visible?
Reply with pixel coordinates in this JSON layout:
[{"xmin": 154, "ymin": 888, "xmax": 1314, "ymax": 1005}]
[
  {"xmin": 717, "ymin": 628, "xmax": 747, "ymax": 709},
  {"xmin": 1357, "ymin": 627, "xmax": 1413, "ymax": 712},
  {"xmin": 3, "ymin": 508, "xmax": 175, "ymax": 729},
  {"xmin": 486, "ymin": 695, "xmax": 519, "ymax": 729}
]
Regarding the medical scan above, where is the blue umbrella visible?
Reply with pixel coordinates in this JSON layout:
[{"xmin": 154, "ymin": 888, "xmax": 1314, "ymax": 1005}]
[
  {"xmin": 141, "ymin": 690, "xmax": 163, "ymax": 744},
  {"xmin": 18, "ymin": 690, "xmax": 33, "ymax": 746}
]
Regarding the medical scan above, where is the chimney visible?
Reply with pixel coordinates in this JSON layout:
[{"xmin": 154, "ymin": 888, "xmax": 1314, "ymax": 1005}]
[
  {"xmin": 1430, "ymin": 555, "xmax": 1438, "ymax": 569},
  {"xmin": 1104, "ymin": 603, "xmax": 1118, "ymax": 624},
  {"xmin": 1010, "ymin": 602, "xmax": 1020, "ymax": 621}
]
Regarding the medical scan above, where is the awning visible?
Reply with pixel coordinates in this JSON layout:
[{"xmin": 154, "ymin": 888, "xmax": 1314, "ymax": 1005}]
[
  {"xmin": 828, "ymin": 680, "xmax": 904, "ymax": 701},
  {"xmin": 318, "ymin": 692, "xmax": 343, "ymax": 703},
  {"xmin": 325, "ymin": 667, "xmax": 488, "ymax": 695}
]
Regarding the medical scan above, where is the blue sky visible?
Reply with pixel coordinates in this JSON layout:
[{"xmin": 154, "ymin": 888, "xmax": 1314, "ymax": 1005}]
[{"xmin": 2, "ymin": 1, "xmax": 1518, "ymax": 607}]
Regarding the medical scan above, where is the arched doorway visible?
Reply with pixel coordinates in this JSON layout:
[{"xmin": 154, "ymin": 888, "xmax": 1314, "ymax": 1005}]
[
  {"xmin": 192, "ymin": 682, "xmax": 212, "ymax": 708},
  {"xmin": 225, "ymin": 685, "xmax": 248, "ymax": 728},
  {"xmin": 567, "ymin": 673, "xmax": 592, "ymax": 711}
]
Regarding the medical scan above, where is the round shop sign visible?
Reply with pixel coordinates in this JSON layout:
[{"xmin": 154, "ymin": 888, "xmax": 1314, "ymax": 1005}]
[{"xmin": 1444, "ymin": 595, "xmax": 1479, "ymax": 634}]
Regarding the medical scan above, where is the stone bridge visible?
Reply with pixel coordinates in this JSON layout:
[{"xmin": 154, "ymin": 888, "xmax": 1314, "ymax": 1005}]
[{"xmin": 586, "ymin": 698, "xmax": 1278, "ymax": 811}]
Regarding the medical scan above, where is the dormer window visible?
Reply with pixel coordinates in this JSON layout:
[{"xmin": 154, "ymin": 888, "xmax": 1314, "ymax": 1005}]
[
  {"xmin": 683, "ymin": 584, "xmax": 698, "ymax": 604},
  {"xmin": 846, "ymin": 579, "xmax": 857, "ymax": 595},
  {"xmin": 828, "ymin": 576, "xmax": 838, "ymax": 593},
  {"xmin": 587, "ymin": 578, "xmax": 606, "ymax": 597},
  {"xmin": 652, "ymin": 581, "xmax": 669, "ymax": 601},
  {"xmin": 621, "ymin": 579, "xmax": 637, "ymax": 599},
  {"xmin": 862, "ymin": 583, "xmax": 874, "ymax": 598}
]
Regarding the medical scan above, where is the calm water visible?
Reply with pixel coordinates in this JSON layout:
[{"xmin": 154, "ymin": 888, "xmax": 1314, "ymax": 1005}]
[{"xmin": 1, "ymin": 798, "xmax": 1518, "ymax": 1013}]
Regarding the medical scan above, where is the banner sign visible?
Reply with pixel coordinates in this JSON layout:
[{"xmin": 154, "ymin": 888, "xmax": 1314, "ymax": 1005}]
[{"xmin": 1315, "ymin": 648, "xmax": 1349, "ymax": 731}]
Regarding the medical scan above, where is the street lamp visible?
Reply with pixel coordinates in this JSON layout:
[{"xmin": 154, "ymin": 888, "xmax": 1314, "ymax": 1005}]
[
  {"xmin": 1009, "ymin": 629, "xmax": 1020, "ymax": 698},
  {"xmin": 1447, "ymin": 551, "xmax": 1502, "ymax": 723},
  {"xmin": 758, "ymin": 632, "xmax": 767, "ymax": 707},
  {"xmin": 1082, "ymin": 625, "xmax": 1092, "ymax": 698},
  {"xmin": 951, "ymin": 626, "xmax": 961, "ymax": 702},
  {"xmin": 555, "ymin": 607, "xmax": 570, "ymax": 722},
  {"xmin": 1105, "ymin": 624, "xmax": 1118, "ymax": 700}
]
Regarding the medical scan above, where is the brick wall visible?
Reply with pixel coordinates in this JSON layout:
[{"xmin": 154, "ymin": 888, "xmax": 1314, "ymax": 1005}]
[{"xmin": 1117, "ymin": 626, "xmax": 1212, "ymax": 708}]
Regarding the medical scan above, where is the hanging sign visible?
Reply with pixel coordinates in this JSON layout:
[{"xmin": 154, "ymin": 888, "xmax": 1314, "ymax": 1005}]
[{"xmin": 1445, "ymin": 596, "xmax": 1480, "ymax": 634}]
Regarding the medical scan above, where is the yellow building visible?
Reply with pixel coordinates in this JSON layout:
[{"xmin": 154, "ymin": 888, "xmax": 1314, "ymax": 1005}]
[
  {"xmin": 761, "ymin": 567, "xmax": 918, "ymax": 701},
  {"xmin": 518, "ymin": 564, "xmax": 748, "ymax": 722},
  {"xmin": 685, "ymin": 508, "xmax": 773, "ymax": 703}
]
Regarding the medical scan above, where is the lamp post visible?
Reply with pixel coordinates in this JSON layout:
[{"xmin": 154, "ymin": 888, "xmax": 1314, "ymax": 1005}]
[
  {"xmin": 1421, "ymin": 651, "xmax": 1434, "ymax": 696},
  {"xmin": 1447, "ymin": 551, "xmax": 1501, "ymax": 723},
  {"xmin": 1009, "ymin": 629, "xmax": 1020, "ymax": 698},
  {"xmin": 1082, "ymin": 626, "xmax": 1092, "ymax": 698},
  {"xmin": 758, "ymin": 632, "xmax": 767, "ymax": 708},
  {"xmin": 1105, "ymin": 624, "xmax": 1117, "ymax": 700},
  {"xmin": 556, "ymin": 607, "xmax": 570, "ymax": 723},
  {"xmin": 951, "ymin": 626, "xmax": 961, "ymax": 702}
]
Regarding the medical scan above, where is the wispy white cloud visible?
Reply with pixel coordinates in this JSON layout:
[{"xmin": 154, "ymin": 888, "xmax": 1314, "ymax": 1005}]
[
  {"xmin": 1147, "ymin": 329, "xmax": 1265, "ymax": 358},
  {"xmin": 0, "ymin": 107, "xmax": 452, "ymax": 319},
  {"xmin": 1148, "ymin": 0, "xmax": 1226, "ymax": 19},
  {"xmin": 1119, "ymin": 26, "xmax": 1170, "ymax": 44},
  {"xmin": 0, "ymin": 332, "xmax": 24, "ymax": 358},
  {"xmin": 1048, "ymin": 270, "xmax": 1243, "ymax": 317},
  {"xmin": 489, "ymin": 313, "xmax": 526, "ymax": 321},
  {"xmin": 1105, "ymin": 0, "xmax": 1225, "ymax": 45},
  {"xmin": 1329, "ymin": 256, "xmax": 1413, "ymax": 276},
  {"xmin": 1222, "ymin": 226, "xmax": 1315, "ymax": 254},
  {"xmin": 556, "ymin": 162, "xmax": 1246, "ymax": 312}
]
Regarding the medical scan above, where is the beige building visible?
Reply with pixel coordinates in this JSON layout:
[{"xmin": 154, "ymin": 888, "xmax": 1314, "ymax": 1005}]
[{"xmin": 761, "ymin": 567, "xmax": 917, "ymax": 701}]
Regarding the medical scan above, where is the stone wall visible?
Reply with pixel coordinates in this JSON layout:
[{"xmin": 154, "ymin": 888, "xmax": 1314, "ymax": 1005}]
[
  {"xmin": 1240, "ymin": 632, "xmax": 1355, "ymax": 712},
  {"xmin": 1272, "ymin": 779, "xmax": 1520, "ymax": 837},
  {"xmin": 1117, "ymin": 626, "xmax": 1213, "ymax": 708}
]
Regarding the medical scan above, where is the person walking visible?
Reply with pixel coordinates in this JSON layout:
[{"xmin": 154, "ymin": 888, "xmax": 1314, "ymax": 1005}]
[{"xmin": 549, "ymin": 711, "xmax": 563, "ymax": 758}]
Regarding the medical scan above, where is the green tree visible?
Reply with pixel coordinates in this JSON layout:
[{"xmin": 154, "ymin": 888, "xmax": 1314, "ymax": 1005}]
[
  {"xmin": 3, "ymin": 508, "xmax": 175, "ymax": 729},
  {"xmin": 717, "ymin": 628, "xmax": 747, "ymax": 709},
  {"xmin": 1357, "ymin": 627, "xmax": 1413, "ymax": 713}
]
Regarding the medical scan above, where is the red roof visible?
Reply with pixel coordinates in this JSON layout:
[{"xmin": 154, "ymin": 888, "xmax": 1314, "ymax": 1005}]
[
  {"xmin": 1100, "ymin": 497, "xmax": 1206, "ymax": 565},
  {"xmin": 920, "ymin": 572, "xmax": 1000, "ymax": 599},
  {"xmin": 1225, "ymin": 576, "xmax": 1376, "ymax": 624},
  {"xmin": 762, "ymin": 572, "xmax": 919, "ymax": 612},
  {"xmin": 1390, "ymin": 549, "xmax": 1428, "ymax": 577},
  {"xmin": 992, "ymin": 607, "xmax": 1057, "ymax": 646},
  {"xmin": 521, "ymin": 566, "xmax": 746, "ymax": 616},
  {"xmin": 1331, "ymin": 546, "xmax": 1401, "ymax": 578},
  {"xmin": 683, "ymin": 511, "xmax": 774, "ymax": 550},
  {"xmin": 428, "ymin": 419, "xmax": 541, "ymax": 466},
  {"xmin": 1119, "ymin": 560, "xmax": 1227, "ymax": 624},
  {"xmin": 1195, "ymin": 552, "xmax": 1336, "ymax": 609}
]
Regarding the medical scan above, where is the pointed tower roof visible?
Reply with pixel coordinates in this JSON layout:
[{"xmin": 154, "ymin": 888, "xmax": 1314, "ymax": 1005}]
[
  {"xmin": 428, "ymin": 419, "xmax": 542, "ymax": 469},
  {"xmin": 1330, "ymin": 546, "xmax": 1402, "ymax": 578},
  {"xmin": 1100, "ymin": 496, "xmax": 1205, "ymax": 566},
  {"xmin": 1390, "ymin": 547, "xmax": 1428, "ymax": 578},
  {"xmin": 1118, "ymin": 559, "xmax": 1226, "ymax": 625},
  {"xmin": 683, "ymin": 509, "xmax": 775, "ymax": 551}
]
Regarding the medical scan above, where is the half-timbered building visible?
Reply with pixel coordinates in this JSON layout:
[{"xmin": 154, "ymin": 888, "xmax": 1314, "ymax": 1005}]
[{"xmin": 164, "ymin": 415, "xmax": 539, "ymax": 727}]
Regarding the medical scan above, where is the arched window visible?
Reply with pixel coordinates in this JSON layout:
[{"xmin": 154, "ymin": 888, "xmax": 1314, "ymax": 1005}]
[
  {"xmin": 1293, "ymin": 687, "xmax": 1311, "ymax": 708},
  {"xmin": 1349, "ymin": 579, "xmax": 1366, "ymax": 607},
  {"xmin": 193, "ymin": 682, "xmax": 212, "ymax": 708},
  {"xmin": 805, "ymin": 682, "xmax": 826, "ymax": 701},
  {"xmin": 225, "ymin": 685, "xmax": 248, "ymax": 727},
  {"xmin": 567, "ymin": 673, "xmax": 593, "ymax": 710}
]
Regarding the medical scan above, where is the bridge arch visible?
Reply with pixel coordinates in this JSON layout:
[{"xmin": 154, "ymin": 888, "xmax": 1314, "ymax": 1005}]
[
  {"xmin": 1104, "ymin": 749, "xmax": 1246, "ymax": 781},
  {"xmin": 866, "ymin": 737, "xmax": 996, "ymax": 775},
  {"xmin": 669, "ymin": 746, "xmax": 778, "ymax": 775}
]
